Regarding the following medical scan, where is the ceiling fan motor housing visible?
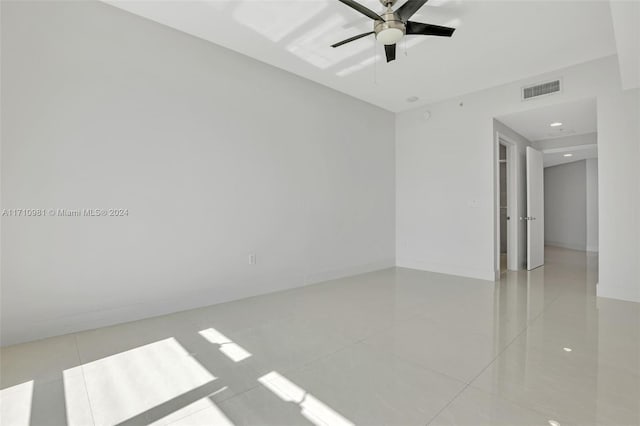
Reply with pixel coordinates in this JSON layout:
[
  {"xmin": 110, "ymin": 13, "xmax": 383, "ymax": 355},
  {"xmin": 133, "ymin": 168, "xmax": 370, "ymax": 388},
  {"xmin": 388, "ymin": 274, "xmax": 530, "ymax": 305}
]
[{"xmin": 374, "ymin": 10, "xmax": 406, "ymax": 44}]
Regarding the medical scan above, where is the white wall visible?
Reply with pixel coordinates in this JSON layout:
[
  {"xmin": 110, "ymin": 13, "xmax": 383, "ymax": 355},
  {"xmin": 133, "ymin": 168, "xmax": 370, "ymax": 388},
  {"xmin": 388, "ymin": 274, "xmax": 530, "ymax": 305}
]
[
  {"xmin": 609, "ymin": 0, "xmax": 640, "ymax": 90},
  {"xmin": 396, "ymin": 55, "xmax": 640, "ymax": 302},
  {"xmin": 586, "ymin": 159, "xmax": 599, "ymax": 252},
  {"xmin": 544, "ymin": 161, "xmax": 587, "ymax": 251},
  {"xmin": 597, "ymin": 88, "xmax": 640, "ymax": 302},
  {"xmin": 534, "ymin": 156, "xmax": 599, "ymax": 252},
  {"xmin": 0, "ymin": 1, "xmax": 395, "ymax": 345}
]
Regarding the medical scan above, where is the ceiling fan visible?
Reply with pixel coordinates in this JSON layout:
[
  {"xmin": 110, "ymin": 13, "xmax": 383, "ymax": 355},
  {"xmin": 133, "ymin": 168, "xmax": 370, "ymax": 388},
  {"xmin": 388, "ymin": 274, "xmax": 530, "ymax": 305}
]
[{"xmin": 332, "ymin": 0, "xmax": 456, "ymax": 63}]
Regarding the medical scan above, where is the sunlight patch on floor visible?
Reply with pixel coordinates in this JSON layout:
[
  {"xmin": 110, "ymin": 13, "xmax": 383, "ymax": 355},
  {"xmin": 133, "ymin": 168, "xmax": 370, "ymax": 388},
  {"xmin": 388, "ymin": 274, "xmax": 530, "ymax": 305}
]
[
  {"xmin": 0, "ymin": 380, "xmax": 33, "ymax": 426},
  {"xmin": 63, "ymin": 367, "xmax": 94, "ymax": 425},
  {"xmin": 259, "ymin": 371, "xmax": 354, "ymax": 426},
  {"xmin": 149, "ymin": 387, "xmax": 233, "ymax": 426},
  {"xmin": 199, "ymin": 328, "xmax": 252, "ymax": 362},
  {"xmin": 67, "ymin": 337, "xmax": 216, "ymax": 425}
]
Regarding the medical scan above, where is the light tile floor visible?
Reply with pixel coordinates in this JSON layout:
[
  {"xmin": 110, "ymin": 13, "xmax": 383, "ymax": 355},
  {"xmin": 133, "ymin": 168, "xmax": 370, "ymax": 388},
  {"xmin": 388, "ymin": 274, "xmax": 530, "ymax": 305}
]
[{"xmin": 1, "ymin": 247, "xmax": 638, "ymax": 425}]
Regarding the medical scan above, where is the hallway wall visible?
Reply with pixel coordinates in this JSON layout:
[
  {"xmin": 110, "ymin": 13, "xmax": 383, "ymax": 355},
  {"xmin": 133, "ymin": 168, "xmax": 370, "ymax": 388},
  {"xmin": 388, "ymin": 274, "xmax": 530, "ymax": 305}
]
[
  {"xmin": 544, "ymin": 161, "xmax": 588, "ymax": 251},
  {"xmin": 586, "ymin": 159, "xmax": 599, "ymax": 252}
]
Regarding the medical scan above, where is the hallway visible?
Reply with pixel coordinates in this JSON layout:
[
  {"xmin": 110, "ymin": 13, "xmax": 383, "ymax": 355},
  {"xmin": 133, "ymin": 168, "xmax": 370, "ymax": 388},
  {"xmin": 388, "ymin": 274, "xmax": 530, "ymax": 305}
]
[{"xmin": 1, "ymin": 247, "xmax": 638, "ymax": 425}]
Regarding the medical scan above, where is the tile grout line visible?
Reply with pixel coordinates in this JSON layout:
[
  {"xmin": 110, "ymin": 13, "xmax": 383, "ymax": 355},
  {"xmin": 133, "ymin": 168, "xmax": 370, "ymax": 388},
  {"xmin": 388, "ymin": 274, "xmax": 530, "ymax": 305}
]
[
  {"xmin": 456, "ymin": 291, "xmax": 583, "ymax": 422},
  {"xmin": 118, "ymin": 310, "xmax": 378, "ymax": 424},
  {"xmin": 73, "ymin": 334, "xmax": 97, "ymax": 426},
  {"xmin": 213, "ymin": 338, "xmax": 375, "ymax": 421},
  {"xmin": 161, "ymin": 385, "xmax": 234, "ymax": 426},
  {"xmin": 422, "ymin": 292, "xmax": 565, "ymax": 425},
  {"xmin": 168, "ymin": 327, "xmax": 374, "ymax": 422},
  {"xmin": 215, "ymin": 332, "xmax": 372, "ymax": 406},
  {"xmin": 173, "ymin": 289, "xmax": 560, "ymax": 424}
]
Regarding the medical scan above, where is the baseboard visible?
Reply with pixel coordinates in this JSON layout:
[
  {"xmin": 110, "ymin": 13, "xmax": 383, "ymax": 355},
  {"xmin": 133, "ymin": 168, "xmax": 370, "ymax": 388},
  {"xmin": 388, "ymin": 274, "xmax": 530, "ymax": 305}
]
[
  {"xmin": 597, "ymin": 283, "xmax": 640, "ymax": 303},
  {"xmin": 396, "ymin": 258, "xmax": 495, "ymax": 282},
  {"xmin": 545, "ymin": 241, "xmax": 587, "ymax": 252},
  {"xmin": 303, "ymin": 258, "xmax": 396, "ymax": 285},
  {"xmin": 0, "ymin": 258, "xmax": 396, "ymax": 347}
]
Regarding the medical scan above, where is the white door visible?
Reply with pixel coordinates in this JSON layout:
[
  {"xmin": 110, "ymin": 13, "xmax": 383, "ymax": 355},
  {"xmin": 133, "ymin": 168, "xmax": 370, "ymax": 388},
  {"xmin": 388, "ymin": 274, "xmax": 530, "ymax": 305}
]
[{"xmin": 526, "ymin": 146, "xmax": 544, "ymax": 270}]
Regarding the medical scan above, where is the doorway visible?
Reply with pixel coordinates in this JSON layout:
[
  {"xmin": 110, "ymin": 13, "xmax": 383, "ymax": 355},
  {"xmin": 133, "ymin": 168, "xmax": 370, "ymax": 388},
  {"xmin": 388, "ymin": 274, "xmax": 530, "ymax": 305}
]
[
  {"xmin": 495, "ymin": 97, "xmax": 598, "ymax": 275},
  {"xmin": 499, "ymin": 143, "xmax": 508, "ymax": 273},
  {"xmin": 494, "ymin": 134, "xmax": 519, "ymax": 276}
]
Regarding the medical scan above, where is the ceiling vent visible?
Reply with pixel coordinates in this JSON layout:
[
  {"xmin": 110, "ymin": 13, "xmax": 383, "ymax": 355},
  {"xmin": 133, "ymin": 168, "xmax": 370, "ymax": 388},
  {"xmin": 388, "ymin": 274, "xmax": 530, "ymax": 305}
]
[{"xmin": 522, "ymin": 79, "xmax": 561, "ymax": 100}]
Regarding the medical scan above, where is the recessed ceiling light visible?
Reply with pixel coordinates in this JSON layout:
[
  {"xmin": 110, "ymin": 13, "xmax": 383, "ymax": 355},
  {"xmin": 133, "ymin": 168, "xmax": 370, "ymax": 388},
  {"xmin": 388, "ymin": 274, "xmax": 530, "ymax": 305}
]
[
  {"xmin": 563, "ymin": 154, "xmax": 573, "ymax": 157},
  {"xmin": 407, "ymin": 96, "xmax": 419, "ymax": 103},
  {"xmin": 550, "ymin": 122, "xmax": 563, "ymax": 127},
  {"xmin": 563, "ymin": 347, "xmax": 572, "ymax": 352},
  {"xmin": 548, "ymin": 420, "xmax": 561, "ymax": 426}
]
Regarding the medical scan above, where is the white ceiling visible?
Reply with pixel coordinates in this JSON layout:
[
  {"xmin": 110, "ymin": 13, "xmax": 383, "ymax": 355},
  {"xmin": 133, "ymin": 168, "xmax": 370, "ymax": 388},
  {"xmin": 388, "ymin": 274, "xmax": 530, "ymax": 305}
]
[
  {"xmin": 543, "ymin": 145, "xmax": 597, "ymax": 168},
  {"xmin": 104, "ymin": 0, "xmax": 617, "ymax": 112},
  {"xmin": 497, "ymin": 97, "xmax": 597, "ymax": 167},
  {"xmin": 497, "ymin": 97, "xmax": 597, "ymax": 141}
]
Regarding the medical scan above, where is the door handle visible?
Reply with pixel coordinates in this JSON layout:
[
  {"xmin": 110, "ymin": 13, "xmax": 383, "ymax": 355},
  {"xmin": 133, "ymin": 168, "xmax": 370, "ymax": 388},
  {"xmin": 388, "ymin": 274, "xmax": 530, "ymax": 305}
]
[{"xmin": 520, "ymin": 217, "xmax": 536, "ymax": 221}]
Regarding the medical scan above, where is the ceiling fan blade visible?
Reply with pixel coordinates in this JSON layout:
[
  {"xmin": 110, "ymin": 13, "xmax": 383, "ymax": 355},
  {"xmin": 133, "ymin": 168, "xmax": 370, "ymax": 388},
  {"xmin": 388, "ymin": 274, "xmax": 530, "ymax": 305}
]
[
  {"xmin": 331, "ymin": 31, "xmax": 375, "ymax": 48},
  {"xmin": 406, "ymin": 21, "xmax": 455, "ymax": 37},
  {"xmin": 384, "ymin": 44, "xmax": 396, "ymax": 62},
  {"xmin": 396, "ymin": 0, "xmax": 429, "ymax": 21},
  {"xmin": 338, "ymin": 0, "xmax": 385, "ymax": 21}
]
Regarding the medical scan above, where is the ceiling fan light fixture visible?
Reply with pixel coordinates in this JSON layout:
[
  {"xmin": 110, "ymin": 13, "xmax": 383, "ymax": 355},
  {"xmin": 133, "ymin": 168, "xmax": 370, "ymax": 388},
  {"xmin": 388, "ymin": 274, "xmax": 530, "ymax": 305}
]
[
  {"xmin": 333, "ymin": 0, "xmax": 456, "ymax": 63},
  {"xmin": 376, "ymin": 27, "xmax": 404, "ymax": 45}
]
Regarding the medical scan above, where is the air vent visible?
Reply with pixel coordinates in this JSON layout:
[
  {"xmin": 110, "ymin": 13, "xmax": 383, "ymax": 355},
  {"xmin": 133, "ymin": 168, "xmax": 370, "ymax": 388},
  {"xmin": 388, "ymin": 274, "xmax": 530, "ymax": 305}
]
[{"xmin": 522, "ymin": 79, "xmax": 561, "ymax": 100}]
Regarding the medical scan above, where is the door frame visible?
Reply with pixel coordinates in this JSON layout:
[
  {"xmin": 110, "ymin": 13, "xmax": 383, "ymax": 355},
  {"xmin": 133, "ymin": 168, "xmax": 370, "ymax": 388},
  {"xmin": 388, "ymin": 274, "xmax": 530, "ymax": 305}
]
[{"xmin": 494, "ymin": 132, "xmax": 520, "ymax": 277}]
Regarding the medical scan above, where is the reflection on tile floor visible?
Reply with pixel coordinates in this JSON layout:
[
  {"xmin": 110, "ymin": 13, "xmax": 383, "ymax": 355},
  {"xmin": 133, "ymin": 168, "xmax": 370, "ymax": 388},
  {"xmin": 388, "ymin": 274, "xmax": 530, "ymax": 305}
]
[{"xmin": 1, "ymin": 247, "xmax": 638, "ymax": 425}]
